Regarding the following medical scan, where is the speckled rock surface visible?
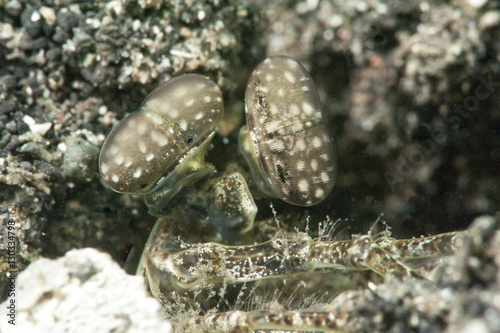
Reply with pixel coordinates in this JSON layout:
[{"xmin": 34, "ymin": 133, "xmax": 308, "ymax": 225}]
[
  {"xmin": 0, "ymin": 248, "xmax": 172, "ymax": 333},
  {"xmin": 1, "ymin": 0, "xmax": 500, "ymax": 332}
]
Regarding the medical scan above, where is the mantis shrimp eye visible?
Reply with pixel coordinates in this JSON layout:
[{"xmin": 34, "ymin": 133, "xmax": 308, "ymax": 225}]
[
  {"xmin": 99, "ymin": 74, "xmax": 223, "ymax": 199},
  {"xmin": 242, "ymin": 56, "xmax": 336, "ymax": 206}
]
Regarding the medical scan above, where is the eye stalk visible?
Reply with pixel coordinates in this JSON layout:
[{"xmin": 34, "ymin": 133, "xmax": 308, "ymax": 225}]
[{"xmin": 241, "ymin": 56, "xmax": 336, "ymax": 206}]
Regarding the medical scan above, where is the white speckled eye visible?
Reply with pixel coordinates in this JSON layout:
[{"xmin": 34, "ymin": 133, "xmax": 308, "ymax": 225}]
[
  {"xmin": 242, "ymin": 56, "xmax": 336, "ymax": 206},
  {"xmin": 99, "ymin": 74, "xmax": 223, "ymax": 201}
]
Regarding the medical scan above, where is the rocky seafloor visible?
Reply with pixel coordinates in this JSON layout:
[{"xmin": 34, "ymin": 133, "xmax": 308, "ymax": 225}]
[{"xmin": 1, "ymin": 0, "xmax": 500, "ymax": 332}]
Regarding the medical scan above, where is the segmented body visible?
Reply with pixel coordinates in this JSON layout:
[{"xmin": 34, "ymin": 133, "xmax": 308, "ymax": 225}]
[
  {"xmin": 144, "ymin": 216, "xmax": 463, "ymax": 332},
  {"xmin": 98, "ymin": 57, "xmax": 464, "ymax": 333}
]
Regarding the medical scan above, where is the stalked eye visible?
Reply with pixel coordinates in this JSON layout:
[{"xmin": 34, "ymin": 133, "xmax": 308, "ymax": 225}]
[
  {"xmin": 99, "ymin": 74, "xmax": 223, "ymax": 209},
  {"xmin": 241, "ymin": 56, "xmax": 336, "ymax": 206}
]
